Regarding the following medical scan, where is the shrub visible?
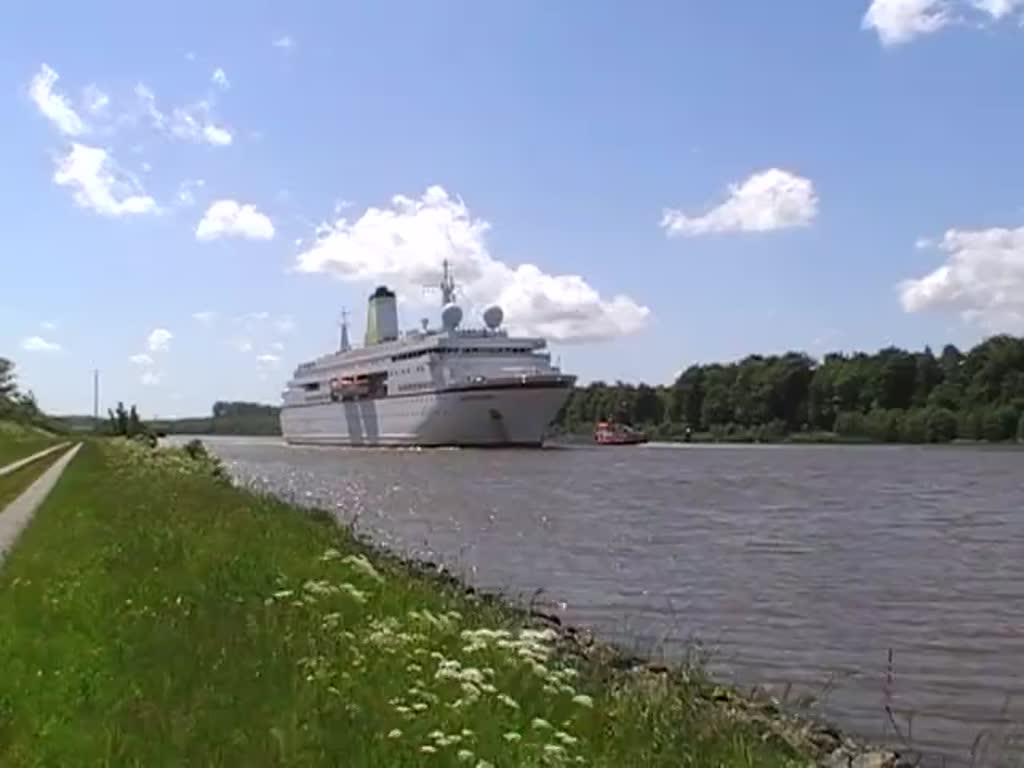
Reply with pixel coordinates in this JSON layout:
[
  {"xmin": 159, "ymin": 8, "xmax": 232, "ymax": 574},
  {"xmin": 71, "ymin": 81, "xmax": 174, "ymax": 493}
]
[
  {"xmin": 924, "ymin": 407, "xmax": 958, "ymax": 443},
  {"xmin": 834, "ymin": 411, "xmax": 866, "ymax": 437},
  {"xmin": 983, "ymin": 405, "xmax": 1019, "ymax": 442},
  {"xmin": 899, "ymin": 409, "xmax": 928, "ymax": 443}
]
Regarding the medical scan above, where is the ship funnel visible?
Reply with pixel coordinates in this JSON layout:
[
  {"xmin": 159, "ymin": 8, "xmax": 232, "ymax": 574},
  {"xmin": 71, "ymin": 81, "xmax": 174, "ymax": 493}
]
[{"xmin": 365, "ymin": 285, "xmax": 399, "ymax": 345}]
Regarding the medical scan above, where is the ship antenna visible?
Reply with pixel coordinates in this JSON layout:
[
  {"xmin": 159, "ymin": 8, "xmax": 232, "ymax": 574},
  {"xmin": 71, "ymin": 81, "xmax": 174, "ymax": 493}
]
[
  {"xmin": 440, "ymin": 258, "xmax": 457, "ymax": 306},
  {"xmin": 338, "ymin": 308, "xmax": 351, "ymax": 352}
]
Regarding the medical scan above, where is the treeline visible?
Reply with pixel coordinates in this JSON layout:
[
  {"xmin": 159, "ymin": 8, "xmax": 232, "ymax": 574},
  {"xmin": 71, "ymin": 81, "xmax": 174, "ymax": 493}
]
[
  {"xmin": 150, "ymin": 401, "xmax": 281, "ymax": 436},
  {"xmin": 557, "ymin": 335, "xmax": 1024, "ymax": 444},
  {"xmin": 0, "ymin": 357, "xmax": 63, "ymax": 432}
]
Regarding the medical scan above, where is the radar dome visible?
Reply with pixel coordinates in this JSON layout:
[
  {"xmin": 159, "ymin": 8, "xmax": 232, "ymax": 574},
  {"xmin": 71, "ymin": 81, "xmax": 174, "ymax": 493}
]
[
  {"xmin": 441, "ymin": 302, "xmax": 463, "ymax": 331},
  {"xmin": 483, "ymin": 305, "xmax": 504, "ymax": 330}
]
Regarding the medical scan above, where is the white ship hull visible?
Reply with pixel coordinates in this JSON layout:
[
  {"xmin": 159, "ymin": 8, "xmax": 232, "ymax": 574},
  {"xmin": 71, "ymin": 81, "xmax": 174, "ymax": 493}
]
[{"xmin": 281, "ymin": 384, "xmax": 571, "ymax": 447}]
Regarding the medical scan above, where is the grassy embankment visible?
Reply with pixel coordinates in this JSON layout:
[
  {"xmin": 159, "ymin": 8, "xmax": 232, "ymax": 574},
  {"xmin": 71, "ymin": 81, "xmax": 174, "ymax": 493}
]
[
  {"xmin": 0, "ymin": 421, "xmax": 59, "ymax": 467},
  {"xmin": 0, "ymin": 440, "xmax": 816, "ymax": 767}
]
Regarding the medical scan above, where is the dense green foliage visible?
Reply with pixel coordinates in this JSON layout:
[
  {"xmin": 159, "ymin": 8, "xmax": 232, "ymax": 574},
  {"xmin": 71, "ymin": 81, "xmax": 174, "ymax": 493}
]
[
  {"xmin": 150, "ymin": 400, "xmax": 281, "ymax": 435},
  {"xmin": 0, "ymin": 441, "xmax": 809, "ymax": 767},
  {"xmin": 557, "ymin": 335, "xmax": 1024, "ymax": 443},
  {"xmin": 107, "ymin": 401, "xmax": 145, "ymax": 437},
  {"xmin": 0, "ymin": 358, "xmax": 60, "ymax": 434}
]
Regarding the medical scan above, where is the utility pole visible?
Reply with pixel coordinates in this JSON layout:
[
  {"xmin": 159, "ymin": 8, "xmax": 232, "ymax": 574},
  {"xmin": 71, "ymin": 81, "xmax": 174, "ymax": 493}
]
[{"xmin": 93, "ymin": 368, "xmax": 99, "ymax": 431}]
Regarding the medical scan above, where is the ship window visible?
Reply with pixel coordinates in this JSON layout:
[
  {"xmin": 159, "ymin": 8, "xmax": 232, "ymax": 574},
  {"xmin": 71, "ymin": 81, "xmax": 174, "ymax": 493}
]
[{"xmin": 303, "ymin": 382, "xmax": 320, "ymax": 391}]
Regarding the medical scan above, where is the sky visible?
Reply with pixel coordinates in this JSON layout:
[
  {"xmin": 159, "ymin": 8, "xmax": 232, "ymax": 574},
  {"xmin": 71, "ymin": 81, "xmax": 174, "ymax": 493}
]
[{"xmin": 2, "ymin": 0, "xmax": 1023, "ymax": 418}]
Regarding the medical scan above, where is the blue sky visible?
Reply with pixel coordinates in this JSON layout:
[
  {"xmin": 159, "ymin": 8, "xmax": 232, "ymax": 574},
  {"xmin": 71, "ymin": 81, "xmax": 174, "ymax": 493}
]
[{"xmin": 2, "ymin": 0, "xmax": 1023, "ymax": 417}]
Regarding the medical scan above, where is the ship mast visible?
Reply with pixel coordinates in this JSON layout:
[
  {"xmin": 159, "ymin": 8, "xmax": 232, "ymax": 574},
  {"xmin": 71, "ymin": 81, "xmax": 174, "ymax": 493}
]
[
  {"xmin": 338, "ymin": 308, "xmax": 350, "ymax": 352},
  {"xmin": 440, "ymin": 259, "xmax": 457, "ymax": 305}
]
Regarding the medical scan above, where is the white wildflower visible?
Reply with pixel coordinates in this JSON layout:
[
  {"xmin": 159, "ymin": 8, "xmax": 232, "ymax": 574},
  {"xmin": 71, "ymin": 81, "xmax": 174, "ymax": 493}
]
[
  {"xmin": 342, "ymin": 553, "xmax": 385, "ymax": 584},
  {"xmin": 319, "ymin": 547, "xmax": 342, "ymax": 562},
  {"xmin": 420, "ymin": 744, "xmax": 437, "ymax": 754},
  {"xmin": 555, "ymin": 731, "xmax": 579, "ymax": 746},
  {"xmin": 387, "ymin": 728, "xmax": 403, "ymax": 739},
  {"xmin": 531, "ymin": 717, "xmax": 553, "ymax": 731},
  {"xmin": 503, "ymin": 732, "xmax": 522, "ymax": 742},
  {"xmin": 338, "ymin": 582, "xmax": 368, "ymax": 604},
  {"xmin": 572, "ymin": 694, "xmax": 594, "ymax": 708},
  {"xmin": 457, "ymin": 749, "xmax": 475, "ymax": 762}
]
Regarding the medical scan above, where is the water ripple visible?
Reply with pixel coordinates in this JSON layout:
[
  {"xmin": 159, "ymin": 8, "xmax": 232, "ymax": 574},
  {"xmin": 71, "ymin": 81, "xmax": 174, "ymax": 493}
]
[{"xmin": 192, "ymin": 437, "xmax": 1024, "ymax": 766}]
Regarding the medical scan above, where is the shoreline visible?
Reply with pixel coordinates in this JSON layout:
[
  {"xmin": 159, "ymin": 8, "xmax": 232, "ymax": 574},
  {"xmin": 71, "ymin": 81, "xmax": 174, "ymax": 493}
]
[
  {"xmin": 211, "ymin": 439, "xmax": 916, "ymax": 767},
  {"xmin": 0, "ymin": 437, "xmax": 913, "ymax": 767}
]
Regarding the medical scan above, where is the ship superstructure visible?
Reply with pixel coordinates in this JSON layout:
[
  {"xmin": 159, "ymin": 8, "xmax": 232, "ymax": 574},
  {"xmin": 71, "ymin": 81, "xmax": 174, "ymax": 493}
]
[{"xmin": 280, "ymin": 262, "xmax": 575, "ymax": 446}]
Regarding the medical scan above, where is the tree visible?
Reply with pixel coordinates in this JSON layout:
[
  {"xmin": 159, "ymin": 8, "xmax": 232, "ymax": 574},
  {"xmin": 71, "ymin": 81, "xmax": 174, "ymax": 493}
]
[
  {"xmin": 633, "ymin": 384, "xmax": 663, "ymax": 425},
  {"xmin": 912, "ymin": 347, "xmax": 942, "ymax": 407},
  {"xmin": 0, "ymin": 357, "xmax": 15, "ymax": 400},
  {"xmin": 549, "ymin": 334, "xmax": 1024, "ymax": 444},
  {"xmin": 108, "ymin": 402, "xmax": 129, "ymax": 436},
  {"xmin": 924, "ymin": 407, "xmax": 958, "ymax": 443},
  {"xmin": 983, "ymin": 405, "xmax": 1018, "ymax": 442}
]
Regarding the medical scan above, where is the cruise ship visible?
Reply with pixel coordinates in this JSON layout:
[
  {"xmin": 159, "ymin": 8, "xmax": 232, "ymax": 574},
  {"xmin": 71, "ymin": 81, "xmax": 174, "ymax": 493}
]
[{"xmin": 280, "ymin": 262, "xmax": 576, "ymax": 447}]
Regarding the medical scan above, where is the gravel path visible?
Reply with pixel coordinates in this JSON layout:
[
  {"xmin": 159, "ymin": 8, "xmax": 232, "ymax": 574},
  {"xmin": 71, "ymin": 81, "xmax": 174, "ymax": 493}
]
[
  {"xmin": 0, "ymin": 443, "xmax": 81, "ymax": 563},
  {"xmin": 0, "ymin": 442, "xmax": 70, "ymax": 478}
]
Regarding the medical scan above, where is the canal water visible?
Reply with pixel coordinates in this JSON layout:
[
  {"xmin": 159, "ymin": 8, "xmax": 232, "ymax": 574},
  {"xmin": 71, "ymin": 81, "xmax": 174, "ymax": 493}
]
[{"xmin": 194, "ymin": 437, "xmax": 1024, "ymax": 765}]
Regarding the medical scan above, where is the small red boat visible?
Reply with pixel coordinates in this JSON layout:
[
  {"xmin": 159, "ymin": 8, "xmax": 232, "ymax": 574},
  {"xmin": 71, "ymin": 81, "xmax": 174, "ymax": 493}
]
[{"xmin": 593, "ymin": 420, "xmax": 647, "ymax": 445}]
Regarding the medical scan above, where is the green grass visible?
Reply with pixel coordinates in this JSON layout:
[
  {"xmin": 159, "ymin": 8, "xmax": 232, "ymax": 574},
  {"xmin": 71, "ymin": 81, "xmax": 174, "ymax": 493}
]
[
  {"xmin": 0, "ymin": 447, "xmax": 67, "ymax": 510},
  {"xmin": 0, "ymin": 440, "xmax": 810, "ymax": 767},
  {"xmin": 0, "ymin": 421, "xmax": 59, "ymax": 467}
]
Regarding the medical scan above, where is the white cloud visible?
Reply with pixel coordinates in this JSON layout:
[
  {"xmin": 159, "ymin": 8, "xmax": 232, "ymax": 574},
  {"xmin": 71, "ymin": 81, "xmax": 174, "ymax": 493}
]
[
  {"xmin": 21, "ymin": 336, "xmax": 61, "ymax": 352},
  {"xmin": 176, "ymin": 179, "xmax": 206, "ymax": 207},
  {"xmin": 295, "ymin": 185, "xmax": 649, "ymax": 342},
  {"xmin": 40, "ymin": 321, "xmax": 57, "ymax": 331},
  {"xmin": 147, "ymin": 328, "xmax": 173, "ymax": 352},
  {"xmin": 256, "ymin": 353, "xmax": 281, "ymax": 366},
  {"xmin": 899, "ymin": 225, "xmax": 1024, "ymax": 332},
  {"xmin": 863, "ymin": 0, "xmax": 1024, "ymax": 44},
  {"xmin": 135, "ymin": 84, "xmax": 232, "ymax": 146},
  {"xmin": 54, "ymin": 143, "xmax": 158, "ymax": 217},
  {"xmin": 28, "ymin": 63, "xmax": 87, "ymax": 136},
  {"xmin": 270, "ymin": 341, "xmax": 285, "ymax": 351},
  {"xmin": 130, "ymin": 353, "xmax": 154, "ymax": 366},
  {"xmin": 272, "ymin": 35, "xmax": 294, "ymax": 49},
  {"xmin": 196, "ymin": 200, "xmax": 275, "ymax": 241},
  {"xmin": 972, "ymin": 0, "xmax": 1024, "ymax": 18},
  {"xmin": 661, "ymin": 168, "xmax": 818, "ymax": 237},
  {"xmin": 274, "ymin": 316, "xmax": 296, "ymax": 334},
  {"xmin": 201, "ymin": 123, "xmax": 232, "ymax": 146},
  {"xmin": 235, "ymin": 338, "xmax": 254, "ymax": 353},
  {"xmin": 211, "ymin": 67, "xmax": 230, "ymax": 89},
  {"xmin": 82, "ymin": 84, "xmax": 109, "ymax": 116},
  {"xmin": 192, "ymin": 310, "xmax": 216, "ymax": 325},
  {"xmin": 169, "ymin": 105, "xmax": 232, "ymax": 145},
  {"xmin": 863, "ymin": 0, "xmax": 952, "ymax": 44},
  {"xmin": 141, "ymin": 370, "xmax": 161, "ymax": 386}
]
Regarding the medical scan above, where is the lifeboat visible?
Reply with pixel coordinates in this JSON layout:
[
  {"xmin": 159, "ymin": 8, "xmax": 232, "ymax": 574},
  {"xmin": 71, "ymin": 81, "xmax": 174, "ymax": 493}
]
[
  {"xmin": 329, "ymin": 375, "xmax": 370, "ymax": 401},
  {"xmin": 593, "ymin": 420, "xmax": 647, "ymax": 445}
]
